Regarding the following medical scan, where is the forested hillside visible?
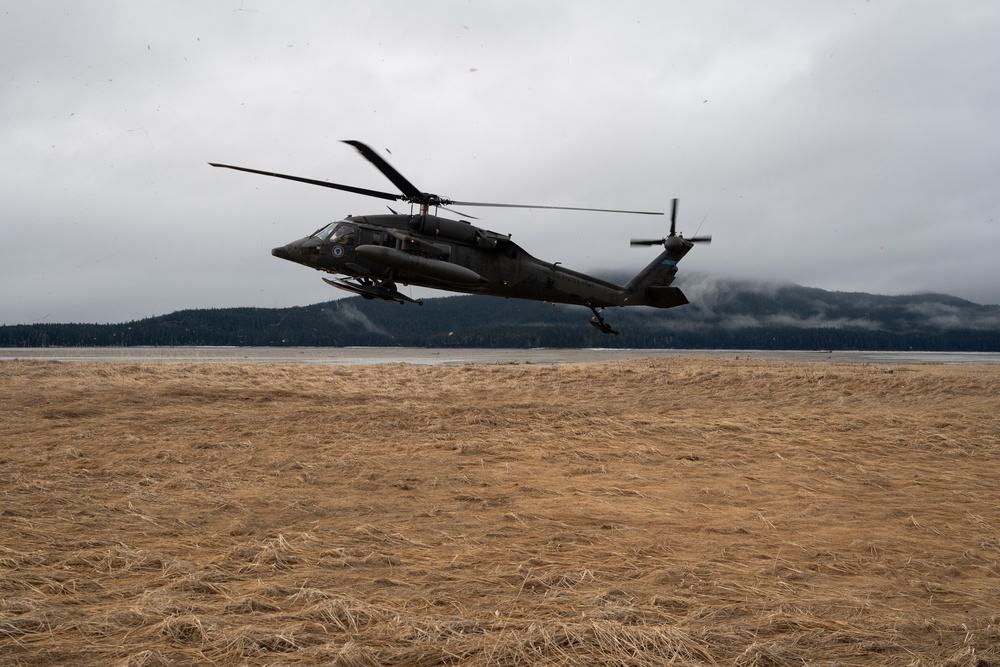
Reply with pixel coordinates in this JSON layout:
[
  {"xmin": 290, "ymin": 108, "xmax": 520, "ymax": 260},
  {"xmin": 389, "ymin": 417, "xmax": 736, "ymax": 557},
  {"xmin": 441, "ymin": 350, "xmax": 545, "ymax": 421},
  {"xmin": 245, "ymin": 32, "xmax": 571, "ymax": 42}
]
[{"xmin": 3, "ymin": 278, "xmax": 999, "ymax": 350}]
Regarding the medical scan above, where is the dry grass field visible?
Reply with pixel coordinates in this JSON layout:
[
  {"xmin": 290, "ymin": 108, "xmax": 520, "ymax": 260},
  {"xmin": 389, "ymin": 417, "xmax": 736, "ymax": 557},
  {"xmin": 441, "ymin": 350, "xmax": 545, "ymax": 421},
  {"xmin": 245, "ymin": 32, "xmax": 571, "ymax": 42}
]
[{"xmin": 2, "ymin": 358, "xmax": 1000, "ymax": 666}]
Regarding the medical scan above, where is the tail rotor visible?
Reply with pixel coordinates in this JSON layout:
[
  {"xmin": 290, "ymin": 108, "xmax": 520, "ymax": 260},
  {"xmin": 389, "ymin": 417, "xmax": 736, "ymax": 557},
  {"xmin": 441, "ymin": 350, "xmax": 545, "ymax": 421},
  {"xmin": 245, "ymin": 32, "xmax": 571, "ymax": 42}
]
[{"xmin": 630, "ymin": 199, "xmax": 712, "ymax": 247}]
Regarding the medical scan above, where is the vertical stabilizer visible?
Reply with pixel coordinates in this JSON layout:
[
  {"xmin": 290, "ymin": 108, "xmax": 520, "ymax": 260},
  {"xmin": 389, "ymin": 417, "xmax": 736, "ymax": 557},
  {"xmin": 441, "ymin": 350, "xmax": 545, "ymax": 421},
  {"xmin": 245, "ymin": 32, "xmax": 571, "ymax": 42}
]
[{"xmin": 624, "ymin": 241, "xmax": 692, "ymax": 308}]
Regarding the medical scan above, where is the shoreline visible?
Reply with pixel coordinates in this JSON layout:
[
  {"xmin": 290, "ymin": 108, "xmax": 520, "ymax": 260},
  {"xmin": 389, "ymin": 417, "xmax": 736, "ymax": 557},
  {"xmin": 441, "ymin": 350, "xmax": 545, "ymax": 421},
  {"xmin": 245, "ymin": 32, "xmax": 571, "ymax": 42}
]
[{"xmin": 4, "ymin": 346, "xmax": 1000, "ymax": 365}]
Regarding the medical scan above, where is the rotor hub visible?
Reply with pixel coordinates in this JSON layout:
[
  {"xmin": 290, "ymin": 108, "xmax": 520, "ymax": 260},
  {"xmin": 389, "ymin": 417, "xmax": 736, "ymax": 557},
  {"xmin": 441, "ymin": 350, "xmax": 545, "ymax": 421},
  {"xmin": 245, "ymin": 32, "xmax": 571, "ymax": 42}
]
[{"xmin": 664, "ymin": 235, "xmax": 688, "ymax": 252}]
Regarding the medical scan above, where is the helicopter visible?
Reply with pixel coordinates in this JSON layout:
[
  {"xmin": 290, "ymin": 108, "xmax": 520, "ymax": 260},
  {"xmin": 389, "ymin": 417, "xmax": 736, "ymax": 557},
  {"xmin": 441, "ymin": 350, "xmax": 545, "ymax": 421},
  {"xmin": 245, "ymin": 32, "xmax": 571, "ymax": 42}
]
[{"xmin": 210, "ymin": 140, "xmax": 710, "ymax": 335}]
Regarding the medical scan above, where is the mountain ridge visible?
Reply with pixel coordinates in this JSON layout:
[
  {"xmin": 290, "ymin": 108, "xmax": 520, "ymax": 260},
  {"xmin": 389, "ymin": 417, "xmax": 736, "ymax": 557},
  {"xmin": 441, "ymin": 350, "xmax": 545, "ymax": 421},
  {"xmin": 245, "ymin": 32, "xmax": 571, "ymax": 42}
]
[{"xmin": 3, "ymin": 276, "xmax": 999, "ymax": 350}]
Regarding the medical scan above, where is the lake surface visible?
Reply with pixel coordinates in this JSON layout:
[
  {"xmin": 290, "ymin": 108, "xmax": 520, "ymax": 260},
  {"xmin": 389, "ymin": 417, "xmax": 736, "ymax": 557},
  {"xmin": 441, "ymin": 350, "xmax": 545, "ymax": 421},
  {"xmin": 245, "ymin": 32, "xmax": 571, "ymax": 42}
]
[{"xmin": 3, "ymin": 347, "xmax": 999, "ymax": 365}]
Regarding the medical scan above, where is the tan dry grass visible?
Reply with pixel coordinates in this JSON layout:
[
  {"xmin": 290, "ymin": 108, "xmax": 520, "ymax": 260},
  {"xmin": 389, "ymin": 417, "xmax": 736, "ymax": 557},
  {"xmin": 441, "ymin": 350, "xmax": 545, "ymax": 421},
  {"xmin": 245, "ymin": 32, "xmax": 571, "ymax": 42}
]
[{"xmin": 2, "ymin": 358, "xmax": 999, "ymax": 666}]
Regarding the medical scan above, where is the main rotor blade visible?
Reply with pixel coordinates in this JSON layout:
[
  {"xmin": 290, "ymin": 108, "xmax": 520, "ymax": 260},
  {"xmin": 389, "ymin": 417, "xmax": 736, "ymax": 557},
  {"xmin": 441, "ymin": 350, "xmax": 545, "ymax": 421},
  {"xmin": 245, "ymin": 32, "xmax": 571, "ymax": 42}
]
[
  {"xmin": 216, "ymin": 144, "xmax": 668, "ymax": 217},
  {"xmin": 449, "ymin": 200, "xmax": 664, "ymax": 215},
  {"xmin": 209, "ymin": 163, "xmax": 403, "ymax": 202},
  {"xmin": 630, "ymin": 238, "xmax": 666, "ymax": 246},
  {"xmin": 341, "ymin": 140, "xmax": 423, "ymax": 200},
  {"xmin": 670, "ymin": 198, "xmax": 678, "ymax": 236},
  {"xmin": 439, "ymin": 205, "xmax": 479, "ymax": 220}
]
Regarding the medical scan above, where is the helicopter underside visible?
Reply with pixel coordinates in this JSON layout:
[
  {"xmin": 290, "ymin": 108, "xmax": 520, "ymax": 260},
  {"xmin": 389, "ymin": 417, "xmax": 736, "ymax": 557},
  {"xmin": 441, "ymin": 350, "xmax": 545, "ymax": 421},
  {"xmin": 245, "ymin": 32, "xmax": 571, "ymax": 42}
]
[{"xmin": 310, "ymin": 245, "xmax": 630, "ymax": 308}]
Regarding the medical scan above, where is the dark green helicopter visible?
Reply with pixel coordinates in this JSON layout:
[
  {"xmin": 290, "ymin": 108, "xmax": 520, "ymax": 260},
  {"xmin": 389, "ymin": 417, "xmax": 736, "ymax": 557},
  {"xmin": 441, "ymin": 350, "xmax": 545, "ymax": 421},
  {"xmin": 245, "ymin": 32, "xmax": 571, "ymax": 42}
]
[{"xmin": 210, "ymin": 140, "xmax": 710, "ymax": 334}]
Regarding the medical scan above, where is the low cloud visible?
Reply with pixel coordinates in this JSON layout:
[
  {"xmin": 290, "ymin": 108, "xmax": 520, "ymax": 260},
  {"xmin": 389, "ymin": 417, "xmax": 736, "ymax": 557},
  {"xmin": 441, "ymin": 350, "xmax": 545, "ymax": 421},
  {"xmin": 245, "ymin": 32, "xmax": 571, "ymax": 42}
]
[
  {"xmin": 759, "ymin": 313, "xmax": 882, "ymax": 330},
  {"xmin": 905, "ymin": 301, "xmax": 1000, "ymax": 330}
]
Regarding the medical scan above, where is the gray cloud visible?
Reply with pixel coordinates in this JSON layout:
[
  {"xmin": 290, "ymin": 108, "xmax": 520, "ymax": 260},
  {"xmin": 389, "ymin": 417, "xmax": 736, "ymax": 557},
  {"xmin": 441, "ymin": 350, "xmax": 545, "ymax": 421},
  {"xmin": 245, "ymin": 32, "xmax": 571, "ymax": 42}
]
[{"xmin": 2, "ymin": 1, "xmax": 998, "ymax": 326}]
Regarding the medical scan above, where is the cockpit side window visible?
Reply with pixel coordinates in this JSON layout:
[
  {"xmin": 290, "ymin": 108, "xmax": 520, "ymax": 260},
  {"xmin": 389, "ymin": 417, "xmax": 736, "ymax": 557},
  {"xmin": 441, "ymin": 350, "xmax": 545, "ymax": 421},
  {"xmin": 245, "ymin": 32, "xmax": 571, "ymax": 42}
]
[
  {"xmin": 311, "ymin": 222, "xmax": 358, "ymax": 244},
  {"xmin": 329, "ymin": 223, "xmax": 356, "ymax": 245}
]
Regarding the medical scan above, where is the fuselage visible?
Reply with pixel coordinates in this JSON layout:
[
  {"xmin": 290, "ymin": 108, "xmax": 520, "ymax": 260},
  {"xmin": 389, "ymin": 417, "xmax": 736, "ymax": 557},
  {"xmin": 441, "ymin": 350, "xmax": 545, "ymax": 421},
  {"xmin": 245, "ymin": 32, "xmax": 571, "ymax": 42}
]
[{"xmin": 273, "ymin": 213, "xmax": 654, "ymax": 308}]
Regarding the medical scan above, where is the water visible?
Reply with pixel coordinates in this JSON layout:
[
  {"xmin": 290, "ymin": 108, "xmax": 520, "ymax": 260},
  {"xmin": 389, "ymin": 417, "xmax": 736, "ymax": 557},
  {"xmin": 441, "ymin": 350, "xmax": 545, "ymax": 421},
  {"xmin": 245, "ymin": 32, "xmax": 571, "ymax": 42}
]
[{"xmin": 2, "ymin": 347, "xmax": 999, "ymax": 365}]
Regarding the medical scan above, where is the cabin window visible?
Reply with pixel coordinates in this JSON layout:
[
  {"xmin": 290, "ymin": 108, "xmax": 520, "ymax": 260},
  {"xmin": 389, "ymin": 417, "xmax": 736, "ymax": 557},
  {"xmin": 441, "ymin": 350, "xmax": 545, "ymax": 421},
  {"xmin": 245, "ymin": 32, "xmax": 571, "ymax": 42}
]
[{"xmin": 359, "ymin": 229, "xmax": 385, "ymax": 246}]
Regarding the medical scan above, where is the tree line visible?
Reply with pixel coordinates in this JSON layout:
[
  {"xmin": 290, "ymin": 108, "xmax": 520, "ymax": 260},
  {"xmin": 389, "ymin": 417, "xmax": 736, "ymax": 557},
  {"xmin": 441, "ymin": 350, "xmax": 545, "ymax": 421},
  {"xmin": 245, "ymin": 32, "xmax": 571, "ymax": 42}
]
[{"xmin": 3, "ymin": 281, "xmax": 999, "ymax": 350}]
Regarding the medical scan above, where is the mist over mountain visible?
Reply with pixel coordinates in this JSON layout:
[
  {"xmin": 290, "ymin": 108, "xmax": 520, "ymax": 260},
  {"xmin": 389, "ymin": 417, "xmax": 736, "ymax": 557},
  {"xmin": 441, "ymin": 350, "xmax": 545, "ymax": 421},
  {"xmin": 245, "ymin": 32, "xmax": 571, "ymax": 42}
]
[
  {"xmin": 3, "ymin": 276, "xmax": 999, "ymax": 350},
  {"xmin": 655, "ymin": 274, "xmax": 1000, "ymax": 333}
]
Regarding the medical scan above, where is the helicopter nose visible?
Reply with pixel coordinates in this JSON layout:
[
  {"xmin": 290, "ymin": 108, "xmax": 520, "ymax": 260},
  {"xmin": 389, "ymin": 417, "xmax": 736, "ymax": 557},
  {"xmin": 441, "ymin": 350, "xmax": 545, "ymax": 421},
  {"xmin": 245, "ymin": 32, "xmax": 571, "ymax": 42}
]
[
  {"xmin": 272, "ymin": 238, "xmax": 320, "ymax": 263},
  {"xmin": 272, "ymin": 239, "xmax": 306, "ymax": 262}
]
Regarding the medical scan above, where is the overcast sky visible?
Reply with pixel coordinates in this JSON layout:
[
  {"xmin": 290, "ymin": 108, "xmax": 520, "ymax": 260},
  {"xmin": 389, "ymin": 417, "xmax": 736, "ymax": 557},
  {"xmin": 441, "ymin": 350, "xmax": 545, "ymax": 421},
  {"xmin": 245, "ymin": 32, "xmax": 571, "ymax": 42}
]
[{"xmin": 2, "ymin": 1, "xmax": 998, "ymax": 325}]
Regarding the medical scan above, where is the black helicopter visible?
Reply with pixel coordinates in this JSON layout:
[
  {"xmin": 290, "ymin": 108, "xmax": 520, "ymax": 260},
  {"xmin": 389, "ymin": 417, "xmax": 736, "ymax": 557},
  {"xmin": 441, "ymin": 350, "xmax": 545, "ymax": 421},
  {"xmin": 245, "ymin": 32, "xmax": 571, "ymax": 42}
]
[{"xmin": 210, "ymin": 141, "xmax": 710, "ymax": 334}]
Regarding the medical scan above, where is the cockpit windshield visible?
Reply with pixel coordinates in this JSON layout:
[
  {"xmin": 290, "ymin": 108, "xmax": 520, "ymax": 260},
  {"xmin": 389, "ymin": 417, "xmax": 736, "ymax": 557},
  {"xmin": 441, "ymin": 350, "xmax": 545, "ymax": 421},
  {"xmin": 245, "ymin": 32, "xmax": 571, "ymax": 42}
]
[{"xmin": 311, "ymin": 223, "xmax": 337, "ymax": 241}]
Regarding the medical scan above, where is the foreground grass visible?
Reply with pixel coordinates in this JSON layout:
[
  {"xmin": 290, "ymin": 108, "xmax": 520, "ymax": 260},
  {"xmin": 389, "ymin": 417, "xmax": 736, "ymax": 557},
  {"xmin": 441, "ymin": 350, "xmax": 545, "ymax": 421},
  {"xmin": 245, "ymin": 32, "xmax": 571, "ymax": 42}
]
[{"xmin": 2, "ymin": 358, "xmax": 999, "ymax": 666}]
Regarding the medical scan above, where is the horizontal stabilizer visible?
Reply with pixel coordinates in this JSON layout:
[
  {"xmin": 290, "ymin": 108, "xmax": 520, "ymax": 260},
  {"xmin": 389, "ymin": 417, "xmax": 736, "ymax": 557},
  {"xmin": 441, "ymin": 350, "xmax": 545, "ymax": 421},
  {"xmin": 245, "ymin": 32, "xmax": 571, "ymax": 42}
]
[{"xmin": 646, "ymin": 286, "xmax": 689, "ymax": 309}]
